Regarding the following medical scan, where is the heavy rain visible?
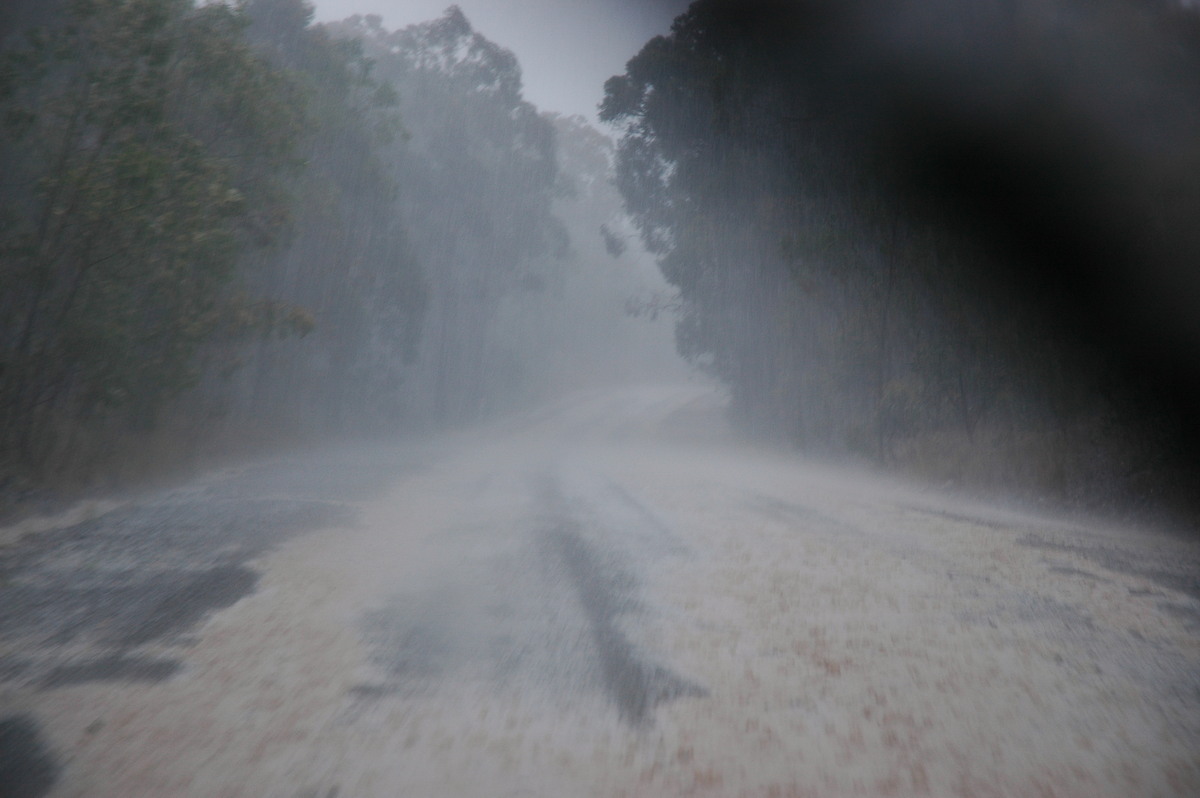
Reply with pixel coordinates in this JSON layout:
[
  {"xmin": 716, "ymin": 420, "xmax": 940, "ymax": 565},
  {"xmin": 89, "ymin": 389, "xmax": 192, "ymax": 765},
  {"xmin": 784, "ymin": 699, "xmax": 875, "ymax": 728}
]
[{"xmin": 1, "ymin": 1, "xmax": 1199, "ymax": 795}]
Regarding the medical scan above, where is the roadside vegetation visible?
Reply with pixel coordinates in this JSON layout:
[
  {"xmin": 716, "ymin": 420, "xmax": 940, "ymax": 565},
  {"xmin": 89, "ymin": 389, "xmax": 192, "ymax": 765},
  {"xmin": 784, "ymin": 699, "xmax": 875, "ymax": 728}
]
[
  {"xmin": 3, "ymin": 0, "xmax": 1198, "ymax": 525},
  {"xmin": 0, "ymin": 0, "xmax": 672, "ymax": 515},
  {"xmin": 0, "ymin": 0, "xmax": 423, "ymax": 497},
  {"xmin": 601, "ymin": 0, "xmax": 1200, "ymax": 517}
]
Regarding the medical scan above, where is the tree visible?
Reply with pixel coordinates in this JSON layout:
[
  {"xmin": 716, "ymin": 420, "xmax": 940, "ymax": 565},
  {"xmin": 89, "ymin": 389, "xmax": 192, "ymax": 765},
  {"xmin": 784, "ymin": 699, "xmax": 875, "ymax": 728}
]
[
  {"xmin": 0, "ymin": 0, "xmax": 302, "ymax": 474},
  {"xmin": 207, "ymin": 0, "xmax": 426, "ymax": 435},
  {"xmin": 331, "ymin": 8, "xmax": 566, "ymax": 423},
  {"xmin": 603, "ymin": 0, "xmax": 1200, "ymax": 508}
]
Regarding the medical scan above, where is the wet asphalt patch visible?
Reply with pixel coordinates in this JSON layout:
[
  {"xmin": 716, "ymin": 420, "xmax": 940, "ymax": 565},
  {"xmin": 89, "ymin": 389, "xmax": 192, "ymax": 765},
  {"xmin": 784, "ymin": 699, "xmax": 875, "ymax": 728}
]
[
  {"xmin": 351, "ymin": 476, "xmax": 704, "ymax": 726},
  {"xmin": 361, "ymin": 600, "xmax": 459, "ymax": 688},
  {"xmin": 350, "ymin": 527, "xmax": 581, "ymax": 700},
  {"xmin": 38, "ymin": 654, "xmax": 182, "ymax": 689},
  {"xmin": 539, "ymin": 511, "xmax": 706, "ymax": 725},
  {"xmin": 112, "ymin": 564, "xmax": 260, "ymax": 647},
  {"xmin": 0, "ymin": 477, "xmax": 357, "ymax": 690}
]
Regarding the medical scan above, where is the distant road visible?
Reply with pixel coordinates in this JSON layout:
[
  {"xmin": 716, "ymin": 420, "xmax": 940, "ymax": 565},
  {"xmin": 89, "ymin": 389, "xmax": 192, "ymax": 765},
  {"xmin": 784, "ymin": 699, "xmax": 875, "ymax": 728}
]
[{"xmin": 2, "ymin": 384, "xmax": 1198, "ymax": 797}]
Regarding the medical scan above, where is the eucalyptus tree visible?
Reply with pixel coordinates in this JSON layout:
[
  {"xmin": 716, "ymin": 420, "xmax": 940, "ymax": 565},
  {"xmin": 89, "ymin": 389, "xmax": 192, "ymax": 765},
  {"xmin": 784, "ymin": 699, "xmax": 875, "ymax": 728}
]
[
  {"xmin": 0, "ymin": 0, "xmax": 302, "ymax": 474},
  {"xmin": 215, "ymin": 0, "xmax": 427, "ymax": 435},
  {"xmin": 600, "ymin": 0, "xmax": 881, "ymax": 447},
  {"xmin": 330, "ymin": 9, "xmax": 566, "ymax": 423},
  {"xmin": 603, "ymin": 0, "xmax": 1200, "ymax": 508},
  {"xmin": 485, "ymin": 113, "xmax": 684, "ymax": 402}
]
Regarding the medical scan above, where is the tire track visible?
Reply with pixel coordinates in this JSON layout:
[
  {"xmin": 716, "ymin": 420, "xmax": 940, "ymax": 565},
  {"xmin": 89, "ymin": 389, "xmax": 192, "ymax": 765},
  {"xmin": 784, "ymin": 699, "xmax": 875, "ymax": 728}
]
[{"xmin": 538, "ymin": 478, "xmax": 705, "ymax": 725}]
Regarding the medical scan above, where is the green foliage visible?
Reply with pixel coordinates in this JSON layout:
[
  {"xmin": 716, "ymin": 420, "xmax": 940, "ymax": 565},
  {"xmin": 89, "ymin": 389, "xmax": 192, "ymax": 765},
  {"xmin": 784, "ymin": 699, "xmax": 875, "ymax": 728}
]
[
  {"xmin": 328, "ymin": 8, "xmax": 565, "ymax": 422},
  {"xmin": 602, "ymin": 0, "xmax": 1200, "ymax": 510},
  {"xmin": 218, "ymin": 0, "xmax": 427, "ymax": 433},
  {"xmin": 0, "ymin": 0, "xmax": 302, "ymax": 466}
]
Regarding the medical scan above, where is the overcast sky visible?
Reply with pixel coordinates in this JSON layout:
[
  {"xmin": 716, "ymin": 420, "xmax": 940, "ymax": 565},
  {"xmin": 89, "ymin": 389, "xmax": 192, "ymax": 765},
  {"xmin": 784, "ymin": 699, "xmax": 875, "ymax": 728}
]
[{"xmin": 308, "ymin": 0, "xmax": 691, "ymax": 122}]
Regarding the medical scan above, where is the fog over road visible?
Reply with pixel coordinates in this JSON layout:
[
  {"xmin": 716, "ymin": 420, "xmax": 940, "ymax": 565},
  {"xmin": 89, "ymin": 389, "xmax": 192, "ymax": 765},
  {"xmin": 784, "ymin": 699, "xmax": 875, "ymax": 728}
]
[{"xmin": 2, "ymin": 385, "xmax": 1198, "ymax": 797}]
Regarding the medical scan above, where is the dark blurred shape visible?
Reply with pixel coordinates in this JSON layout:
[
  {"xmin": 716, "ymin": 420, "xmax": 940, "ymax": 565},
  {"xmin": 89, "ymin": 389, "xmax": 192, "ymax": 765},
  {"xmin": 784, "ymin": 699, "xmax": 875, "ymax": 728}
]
[
  {"xmin": 0, "ymin": 0, "xmax": 60, "ymax": 48},
  {"xmin": 600, "ymin": 224, "xmax": 628, "ymax": 258},
  {"xmin": 0, "ymin": 715, "xmax": 58, "ymax": 798},
  {"xmin": 727, "ymin": 0, "xmax": 1200, "ymax": 416},
  {"xmin": 605, "ymin": 0, "xmax": 1200, "ymax": 516},
  {"xmin": 820, "ymin": 0, "xmax": 1200, "ymax": 421}
]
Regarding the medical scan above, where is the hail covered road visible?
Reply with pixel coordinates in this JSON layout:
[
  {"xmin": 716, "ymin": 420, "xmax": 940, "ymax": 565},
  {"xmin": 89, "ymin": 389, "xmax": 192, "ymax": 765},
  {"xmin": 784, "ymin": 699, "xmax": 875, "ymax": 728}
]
[{"xmin": 1, "ymin": 385, "xmax": 1198, "ymax": 797}]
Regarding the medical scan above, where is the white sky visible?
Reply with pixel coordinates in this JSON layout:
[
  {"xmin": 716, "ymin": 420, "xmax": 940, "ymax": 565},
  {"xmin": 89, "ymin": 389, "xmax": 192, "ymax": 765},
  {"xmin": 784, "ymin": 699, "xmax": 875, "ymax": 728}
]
[{"xmin": 308, "ymin": 0, "xmax": 690, "ymax": 122}]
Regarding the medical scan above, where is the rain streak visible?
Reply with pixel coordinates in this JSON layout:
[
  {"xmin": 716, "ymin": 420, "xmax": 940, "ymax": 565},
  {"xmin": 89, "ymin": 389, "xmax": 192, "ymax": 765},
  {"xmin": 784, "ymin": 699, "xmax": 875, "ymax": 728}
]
[{"xmin": 1, "ymin": 1, "xmax": 1199, "ymax": 796}]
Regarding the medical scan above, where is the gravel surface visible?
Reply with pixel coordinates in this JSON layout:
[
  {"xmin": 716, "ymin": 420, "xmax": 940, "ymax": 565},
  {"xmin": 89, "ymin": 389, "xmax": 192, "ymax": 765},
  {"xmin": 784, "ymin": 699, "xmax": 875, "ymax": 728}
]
[{"xmin": 1, "ymin": 385, "xmax": 1197, "ymax": 797}]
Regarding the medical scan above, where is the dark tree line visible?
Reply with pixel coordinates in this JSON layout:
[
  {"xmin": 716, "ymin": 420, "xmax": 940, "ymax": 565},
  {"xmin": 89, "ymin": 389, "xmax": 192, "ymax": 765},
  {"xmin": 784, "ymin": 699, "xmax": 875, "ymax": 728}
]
[
  {"xmin": 0, "ymin": 0, "xmax": 311, "ymax": 480},
  {"xmin": 0, "ymin": 0, "xmax": 669, "ymax": 500},
  {"xmin": 0, "ymin": 0, "xmax": 435, "ymax": 485},
  {"xmin": 213, "ymin": 0, "xmax": 426, "ymax": 439},
  {"xmin": 602, "ymin": 0, "xmax": 1200, "ymax": 512},
  {"xmin": 0, "ymin": 1, "xmax": 612, "ymax": 495},
  {"xmin": 328, "ymin": 9, "xmax": 568, "ymax": 424}
]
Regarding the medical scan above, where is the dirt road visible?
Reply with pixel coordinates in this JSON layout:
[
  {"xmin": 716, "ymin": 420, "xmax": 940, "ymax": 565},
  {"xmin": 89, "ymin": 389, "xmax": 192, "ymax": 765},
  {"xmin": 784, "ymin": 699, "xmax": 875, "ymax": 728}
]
[{"xmin": 2, "ymin": 385, "xmax": 1198, "ymax": 796}]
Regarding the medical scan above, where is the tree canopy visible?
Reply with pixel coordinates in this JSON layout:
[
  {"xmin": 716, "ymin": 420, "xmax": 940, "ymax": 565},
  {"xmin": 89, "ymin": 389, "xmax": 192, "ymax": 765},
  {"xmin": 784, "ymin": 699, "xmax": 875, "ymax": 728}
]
[
  {"xmin": 0, "ymin": 0, "xmax": 303, "ymax": 471},
  {"xmin": 330, "ymin": 8, "xmax": 567, "ymax": 422},
  {"xmin": 0, "ymin": 0, "xmax": 429, "ymax": 481},
  {"xmin": 602, "ymin": 0, "xmax": 1200, "ymax": 508}
]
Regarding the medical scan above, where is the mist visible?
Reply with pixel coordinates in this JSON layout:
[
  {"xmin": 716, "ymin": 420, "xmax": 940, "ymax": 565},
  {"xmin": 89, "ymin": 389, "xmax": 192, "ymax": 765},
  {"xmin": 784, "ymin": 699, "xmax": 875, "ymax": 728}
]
[
  {"xmin": 0, "ymin": 0, "xmax": 689, "ymax": 481},
  {"xmin": 1, "ymin": 1, "xmax": 1200, "ymax": 796},
  {"xmin": 600, "ymin": 0, "xmax": 1200, "ymax": 519},
  {"xmin": 4, "ymin": 0, "xmax": 1194, "ymax": 516}
]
